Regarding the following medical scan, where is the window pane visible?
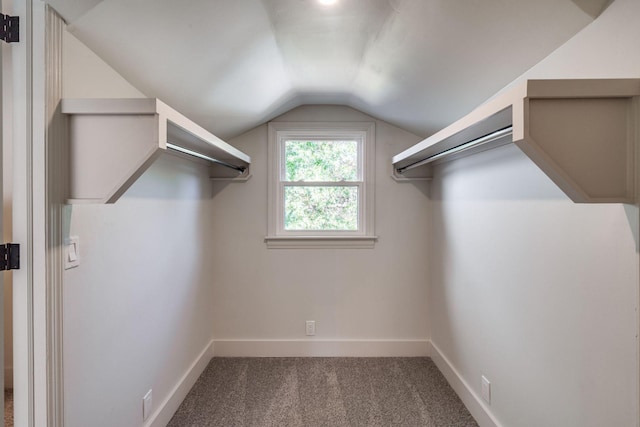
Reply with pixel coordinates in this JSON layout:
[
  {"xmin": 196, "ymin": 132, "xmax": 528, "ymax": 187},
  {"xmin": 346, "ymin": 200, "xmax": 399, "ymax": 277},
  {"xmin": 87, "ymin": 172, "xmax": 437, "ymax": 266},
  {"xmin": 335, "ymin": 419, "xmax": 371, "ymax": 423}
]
[
  {"xmin": 284, "ymin": 140, "xmax": 358, "ymax": 181},
  {"xmin": 284, "ymin": 186, "xmax": 358, "ymax": 231}
]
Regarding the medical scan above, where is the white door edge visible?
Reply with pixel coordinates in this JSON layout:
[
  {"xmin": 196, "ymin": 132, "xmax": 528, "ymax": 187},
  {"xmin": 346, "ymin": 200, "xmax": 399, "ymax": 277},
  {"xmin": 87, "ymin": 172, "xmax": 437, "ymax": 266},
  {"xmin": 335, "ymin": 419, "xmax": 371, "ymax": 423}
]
[{"xmin": 9, "ymin": 1, "xmax": 64, "ymax": 426}]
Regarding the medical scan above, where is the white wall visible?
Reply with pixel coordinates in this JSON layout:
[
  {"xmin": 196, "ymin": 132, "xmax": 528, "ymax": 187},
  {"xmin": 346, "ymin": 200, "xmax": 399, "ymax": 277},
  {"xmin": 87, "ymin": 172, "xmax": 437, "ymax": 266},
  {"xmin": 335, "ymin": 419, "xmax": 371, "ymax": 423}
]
[
  {"xmin": 210, "ymin": 105, "xmax": 431, "ymax": 356},
  {"xmin": 62, "ymin": 32, "xmax": 216, "ymax": 426},
  {"xmin": 429, "ymin": 0, "xmax": 640, "ymax": 425}
]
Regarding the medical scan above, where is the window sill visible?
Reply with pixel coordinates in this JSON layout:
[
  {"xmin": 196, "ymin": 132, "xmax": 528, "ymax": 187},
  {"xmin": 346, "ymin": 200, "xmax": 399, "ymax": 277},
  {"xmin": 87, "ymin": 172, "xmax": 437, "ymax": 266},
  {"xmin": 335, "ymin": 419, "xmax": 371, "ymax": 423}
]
[{"xmin": 264, "ymin": 236, "xmax": 378, "ymax": 249}]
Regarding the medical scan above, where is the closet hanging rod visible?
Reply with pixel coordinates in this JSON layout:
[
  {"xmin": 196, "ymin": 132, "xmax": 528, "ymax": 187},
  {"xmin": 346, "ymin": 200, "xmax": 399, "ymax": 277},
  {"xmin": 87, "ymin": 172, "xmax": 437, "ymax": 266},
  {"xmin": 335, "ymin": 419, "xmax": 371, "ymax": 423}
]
[
  {"xmin": 396, "ymin": 126, "xmax": 513, "ymax": 174},
  {"xmin": 166, "ymin": 142, "xmax": 246, "ymax": 173}
]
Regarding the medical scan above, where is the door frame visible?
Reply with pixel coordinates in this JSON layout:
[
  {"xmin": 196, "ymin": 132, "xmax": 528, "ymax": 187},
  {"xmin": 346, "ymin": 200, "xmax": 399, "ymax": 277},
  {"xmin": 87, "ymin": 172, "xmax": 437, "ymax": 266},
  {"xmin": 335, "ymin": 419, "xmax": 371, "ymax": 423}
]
[{"xmin": 9, "ymin": 1, "xmax": 64, "ymax": 426}]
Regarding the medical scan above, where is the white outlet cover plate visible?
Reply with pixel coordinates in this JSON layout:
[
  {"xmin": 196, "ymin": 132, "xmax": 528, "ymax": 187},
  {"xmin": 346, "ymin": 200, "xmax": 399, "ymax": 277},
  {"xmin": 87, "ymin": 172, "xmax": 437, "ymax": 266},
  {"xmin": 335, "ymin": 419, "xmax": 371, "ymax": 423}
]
[
  {"xmin": 481, "ymin": 375, "xmax": 491, "ymax": 404},
  {"xmin": 305, "ymin": 320, "xmax": 315, "ymax": 336},
  {"xmin": 143, "ymin": 389, "xmax": 153, "ymax": 421}
]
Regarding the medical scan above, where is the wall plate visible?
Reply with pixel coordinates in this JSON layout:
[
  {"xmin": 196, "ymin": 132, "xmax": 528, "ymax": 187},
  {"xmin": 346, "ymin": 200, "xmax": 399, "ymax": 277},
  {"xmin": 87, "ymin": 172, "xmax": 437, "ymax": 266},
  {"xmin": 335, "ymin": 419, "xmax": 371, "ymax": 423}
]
[{"xmin": 65, "ymin": 236, "xmax": 80, "ymax": 269}]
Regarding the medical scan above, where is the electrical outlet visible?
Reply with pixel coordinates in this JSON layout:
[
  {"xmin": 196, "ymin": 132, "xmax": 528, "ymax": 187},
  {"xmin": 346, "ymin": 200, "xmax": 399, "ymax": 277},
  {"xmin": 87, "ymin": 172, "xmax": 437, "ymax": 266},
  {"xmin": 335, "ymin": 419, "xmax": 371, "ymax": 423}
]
[
  {"xmin": 305, "ymin": 320, "xmax": 315, "ymax": 336},
  {"xmin": 481, "ymin": 375, "xmax": 491, "ymax": 404},
  {"xmin": 143, "ymin": 389, "xmax": 153, "ymax": 421}
]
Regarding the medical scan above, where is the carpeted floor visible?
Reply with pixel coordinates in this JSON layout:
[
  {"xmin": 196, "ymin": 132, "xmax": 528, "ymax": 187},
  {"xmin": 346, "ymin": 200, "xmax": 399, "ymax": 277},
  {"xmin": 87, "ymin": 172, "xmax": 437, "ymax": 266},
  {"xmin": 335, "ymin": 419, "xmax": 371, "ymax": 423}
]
[
  {"xmin": 168, "ymin": 357, "xmax": 477, "ymax": 427},
  {"xmin": 4, "ymin": 389, "xmax": 13, "ymax": 427}
]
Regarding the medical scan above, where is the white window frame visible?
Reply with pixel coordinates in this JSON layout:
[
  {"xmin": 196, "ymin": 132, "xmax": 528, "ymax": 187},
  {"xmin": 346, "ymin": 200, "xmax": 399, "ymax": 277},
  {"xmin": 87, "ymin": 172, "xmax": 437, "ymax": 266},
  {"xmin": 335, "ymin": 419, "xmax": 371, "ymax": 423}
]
[{"xmin": 266, "ymin": 122, "xmax": 376, "ymax": 249}]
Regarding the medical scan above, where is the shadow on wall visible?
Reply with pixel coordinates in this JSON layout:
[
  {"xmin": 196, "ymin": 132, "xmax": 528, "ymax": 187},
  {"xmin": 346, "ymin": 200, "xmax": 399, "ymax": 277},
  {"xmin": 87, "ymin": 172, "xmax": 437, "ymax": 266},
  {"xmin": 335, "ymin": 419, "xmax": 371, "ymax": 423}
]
[
  {"xmin": 430, "ymin": 144, "xmax": 568, "ymax": 202},
  {"xmin": 393, "ymin": 179, "xmax": 430, "ymax": 199},
  {"xmin": 430, "ymin": 142, "xmax": 640, "ymax": 251},
  {"xmin": 61, "ymin": 153, "xmax": 220, "ymax": 240},
  {"xmin": 571, "ymin": 0, "xmax": 614, "ymax": 19},
  {"xmin": 122, "ymin": 153, "xmax": 214, "ymax": 201},
  {"xmin": 623, "ymin": 204, "xmax": 640, "ymax": 252}
]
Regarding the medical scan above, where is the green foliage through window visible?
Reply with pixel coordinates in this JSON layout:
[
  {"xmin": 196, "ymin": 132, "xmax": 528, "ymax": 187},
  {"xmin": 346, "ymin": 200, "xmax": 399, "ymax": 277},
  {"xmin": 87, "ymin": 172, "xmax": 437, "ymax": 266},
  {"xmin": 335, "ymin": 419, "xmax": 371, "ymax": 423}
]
[
  {"xmin": 284, "ymin": 186, "xmax": 358, "ymax": 231},
  {"xmin": 284, "ymin": 140, "xmax": 358, "ymax": 181}
]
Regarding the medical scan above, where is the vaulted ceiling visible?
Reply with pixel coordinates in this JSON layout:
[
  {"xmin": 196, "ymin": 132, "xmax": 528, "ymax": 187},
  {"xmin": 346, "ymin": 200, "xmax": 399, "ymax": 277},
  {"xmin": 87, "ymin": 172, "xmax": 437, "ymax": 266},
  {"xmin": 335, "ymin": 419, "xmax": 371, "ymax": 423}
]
[{"xmin": 47, "ymin": 0, "xmax": 611, "ymax": 139}]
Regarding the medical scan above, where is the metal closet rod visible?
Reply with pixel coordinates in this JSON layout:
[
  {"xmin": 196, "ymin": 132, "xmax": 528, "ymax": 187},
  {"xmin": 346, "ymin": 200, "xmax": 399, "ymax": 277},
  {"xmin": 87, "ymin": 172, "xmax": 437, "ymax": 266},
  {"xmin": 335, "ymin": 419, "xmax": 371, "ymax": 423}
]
[
  {"xmin": 166, "ymin": 142, "xmax": 246, "ymax": 173},
  {"xmin": 396, "ymin": 126, "xmax": 514, "ymax": 174}
]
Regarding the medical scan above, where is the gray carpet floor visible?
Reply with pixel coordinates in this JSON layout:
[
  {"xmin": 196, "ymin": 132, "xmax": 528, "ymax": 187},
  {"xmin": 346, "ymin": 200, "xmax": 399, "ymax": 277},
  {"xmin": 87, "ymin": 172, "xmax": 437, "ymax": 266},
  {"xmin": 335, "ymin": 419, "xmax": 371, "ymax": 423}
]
[
  {"xmin": 168, "ymin": 357, "xmax": 478, "ymax": 427},
  {"xmin": 4, "ymin": 389, "xmax": 13, "ymax": 427}
]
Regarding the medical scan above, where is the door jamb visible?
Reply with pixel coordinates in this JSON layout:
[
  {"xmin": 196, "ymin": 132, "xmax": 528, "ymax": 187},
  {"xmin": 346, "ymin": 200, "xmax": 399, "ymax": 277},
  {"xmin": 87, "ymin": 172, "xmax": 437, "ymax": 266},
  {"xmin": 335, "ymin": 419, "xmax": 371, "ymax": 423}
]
[{"xmin": 10, "ymin": 1, "xmax": 64, "ymax": 426}]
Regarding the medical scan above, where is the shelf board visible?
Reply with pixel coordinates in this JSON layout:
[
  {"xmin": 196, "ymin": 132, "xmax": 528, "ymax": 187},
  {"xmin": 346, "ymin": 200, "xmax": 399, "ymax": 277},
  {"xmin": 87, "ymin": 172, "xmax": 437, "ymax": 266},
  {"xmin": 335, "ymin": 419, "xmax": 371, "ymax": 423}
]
[
  {"xmin": 62, "ymin": 98, "xmax": 251, "ymax": 204},
  {"xmin": 392, "ymin": 79, "xmax": 640, "ymax": 203}
]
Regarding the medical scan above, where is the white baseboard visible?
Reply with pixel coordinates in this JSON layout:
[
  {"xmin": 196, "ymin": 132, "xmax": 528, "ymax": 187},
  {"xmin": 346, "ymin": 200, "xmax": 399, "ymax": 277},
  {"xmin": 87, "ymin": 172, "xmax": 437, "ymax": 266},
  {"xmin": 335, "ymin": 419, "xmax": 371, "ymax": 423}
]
[
  {"xmin": 146, "ymin": 340, "xmax": 214, "ymax": 427},
  {"xmin": 429, "ymin": 341, "xmax": 502, "ymax": 427},
  {"xmin": 4, "ymin": 366, "xmax": 12, "ymax": 389},
  {"xmin": 213, "ymin": 339, "xmax": 430, "ymax": 357}
]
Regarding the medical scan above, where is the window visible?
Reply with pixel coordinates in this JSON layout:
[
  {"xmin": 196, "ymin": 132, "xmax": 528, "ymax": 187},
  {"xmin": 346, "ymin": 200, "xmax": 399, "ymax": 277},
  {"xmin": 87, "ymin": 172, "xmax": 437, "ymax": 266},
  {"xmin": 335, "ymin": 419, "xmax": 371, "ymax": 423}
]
[{"xmin": 267, "ymin": 122, "xmax": 376, "ymax": 248}]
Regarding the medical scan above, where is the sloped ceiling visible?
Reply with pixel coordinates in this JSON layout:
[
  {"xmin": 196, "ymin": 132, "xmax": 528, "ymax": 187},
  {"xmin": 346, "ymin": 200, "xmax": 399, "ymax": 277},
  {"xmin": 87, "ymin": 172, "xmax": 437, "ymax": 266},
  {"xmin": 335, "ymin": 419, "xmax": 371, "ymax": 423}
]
[{"xmin": 47, "ymin": 0, "xmax": 610, "ymax": 139}]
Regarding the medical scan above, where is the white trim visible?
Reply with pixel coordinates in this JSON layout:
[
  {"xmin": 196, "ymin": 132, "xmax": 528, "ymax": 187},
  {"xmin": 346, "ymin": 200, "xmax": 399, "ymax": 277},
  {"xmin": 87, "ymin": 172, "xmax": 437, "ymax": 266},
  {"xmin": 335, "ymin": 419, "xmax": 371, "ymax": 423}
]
[
  {"xmin": 45, "ymin": 6, "xmax": 65, "ymax": 426},
  {"xmin": 32, "ymin": 2, "xmax": 49, "ymax": 425},
  {"xmin": 11, "ymin": 0, "xmax": 38, "ymax": 425},
  {"xmin": 213, "ymin": 339, "xmax": 429, "ymax": 357},
  {"xmin": 264, "ymin": 235, "xmax": 378, "ymax": 249},
  {"xmin": 267, "ymin": 121, "xmax": 376, "ymax": 248},
  {"xmin": 429, "ymin": 341, "xmax": 502, "ymax": 427},
  {"xmin": 145, "ymin": 340, "xmax": 215, "ymax": 427}
]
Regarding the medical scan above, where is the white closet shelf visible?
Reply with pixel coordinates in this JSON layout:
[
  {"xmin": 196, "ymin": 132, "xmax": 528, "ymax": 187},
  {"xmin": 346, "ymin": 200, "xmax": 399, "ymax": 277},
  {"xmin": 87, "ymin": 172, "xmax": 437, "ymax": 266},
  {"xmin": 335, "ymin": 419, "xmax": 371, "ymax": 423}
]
[
  {"xmin": 392, "ymin": 79, "xmax": 640, "ymax": 203},
  {"xmin": 62, "ymin": 98, "xmax": 251, "ymax": 204}
]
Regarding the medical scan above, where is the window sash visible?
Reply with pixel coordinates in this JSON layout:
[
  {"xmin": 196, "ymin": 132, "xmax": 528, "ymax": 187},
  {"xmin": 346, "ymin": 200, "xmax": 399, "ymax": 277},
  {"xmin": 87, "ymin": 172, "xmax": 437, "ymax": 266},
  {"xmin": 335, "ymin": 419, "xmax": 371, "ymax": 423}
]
[
  {"xmin": 278, "ymin": 182, "xmax": 364, "ymax": 235},
  {"xmin": 280, "ymin": 136, "xmax": 364, "ymax": 183},
  {"xmin": 277, "ymin": 135, "xmax": 365, "ymax": 235}
]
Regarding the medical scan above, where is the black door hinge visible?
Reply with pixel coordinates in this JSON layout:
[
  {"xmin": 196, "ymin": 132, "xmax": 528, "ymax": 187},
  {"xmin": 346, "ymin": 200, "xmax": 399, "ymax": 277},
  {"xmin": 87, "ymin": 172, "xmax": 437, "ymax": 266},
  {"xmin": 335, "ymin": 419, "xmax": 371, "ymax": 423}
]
[
  {"xmin": 0, "ymin": 243, "xmax": 20, "ymax": 271},
  {"xmin": 0, "ymin": 13, "xmax": 18, "ymax": 43}
]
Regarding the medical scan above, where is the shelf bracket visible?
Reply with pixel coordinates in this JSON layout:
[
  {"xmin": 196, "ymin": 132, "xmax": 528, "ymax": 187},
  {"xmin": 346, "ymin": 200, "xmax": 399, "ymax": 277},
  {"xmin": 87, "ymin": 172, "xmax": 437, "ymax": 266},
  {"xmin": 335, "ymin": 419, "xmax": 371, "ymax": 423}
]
[{"xmin": 391, "ymin": 79, "xmax": 640, "ymax": 203}]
